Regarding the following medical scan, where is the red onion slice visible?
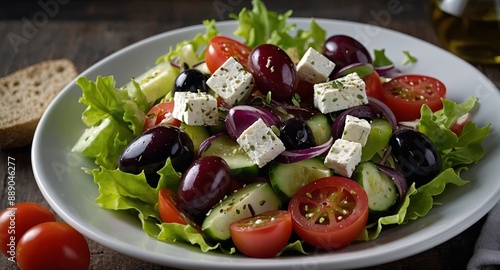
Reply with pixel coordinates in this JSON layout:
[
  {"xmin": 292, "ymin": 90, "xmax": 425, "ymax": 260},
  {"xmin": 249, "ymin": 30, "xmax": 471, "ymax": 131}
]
[
  {"xmin": 374, "ymin": 64, "xmax": 401, "ymax": 78},
  {"xmin": 224, "ymin": 105, "xmax": 280, "ymax": 141},
  {"xmin": 375, "ymin": 163, "xmax": 408, "ymax": 203},
  {"xmin": 367, "ymin": 97, "xmax": 397, "ymax": 131},
  {"xmin": 331, "ymin": 105, "xmax": 377, "ymax": 139},
  {"xmin": 333, "ymin": 63, "xmax": 374, "ymax": 79},
  {"xmin": 276, "ymin": 136, "xmax": 334, "ymax": 163},
  {"xmin": 170, "ymin": 56, "xmax": 181, "ymax": 69},
  {"xmin": 197, "ymin": 132, "xmax": 226, "ymax": 158}
]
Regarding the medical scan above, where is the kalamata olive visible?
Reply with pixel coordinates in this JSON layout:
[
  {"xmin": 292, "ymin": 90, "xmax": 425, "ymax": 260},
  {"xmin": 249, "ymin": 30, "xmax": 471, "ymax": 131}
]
[
  {"xmin": 118, "ymin": 126, "xmax": 194, "ymax": 186},
  {"xmin": 389, "ymin": 129, "xmax": 441, "ymax": 187},
  {"xmin": 323, "ymin": 35, "xmax": 372, "ymax": 75},
  {"xmin": 177, "ymin": 156, "xmax": 232, "ymax": 222},
  {"xmin": 279, "ymin": 118, "xmax": 316, "ymax": 150},
  {"xmin": 247, "ymin": 44, "xmax": 298, "ymax": 101},
  {"xmin": 174, "ymin": 68, "xmax": 209, "ymax": 93}
]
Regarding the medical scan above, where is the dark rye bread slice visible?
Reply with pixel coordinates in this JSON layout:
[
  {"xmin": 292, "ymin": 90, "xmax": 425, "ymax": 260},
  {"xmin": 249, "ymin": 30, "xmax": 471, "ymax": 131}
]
[{"xmin": 0, "ymin": 59, "xmax": 78, "ymax": 149}]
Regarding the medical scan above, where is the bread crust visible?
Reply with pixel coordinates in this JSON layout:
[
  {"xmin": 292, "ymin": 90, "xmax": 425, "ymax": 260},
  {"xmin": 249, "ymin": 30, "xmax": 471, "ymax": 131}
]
[{"xmin": 0, "ymin": 59, "xmax": 78, "ymax": 149}]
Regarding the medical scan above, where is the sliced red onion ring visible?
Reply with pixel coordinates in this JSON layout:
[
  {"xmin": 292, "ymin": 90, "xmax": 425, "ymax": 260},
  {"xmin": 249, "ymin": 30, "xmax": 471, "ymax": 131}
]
[
  {"xmin": 374, "ymin": 64, "xmax": 401, "ymax": 78},
  {"xmin": 224, "ymin": 105, "xmax": 280, "ymax": 141},
  {"xmin": 269, "ymin": 100, "xmax": 318, "ymax": 120},
  {"xmin": 333, "ymin": 63, "xmax": 374, "ymax": 79},
  {"xmin": 197, "ymin": 132, "xmax": 225, "ymax": 158},
  {"xmin": 170, "ymin": 56, "xmax": 181, "ymax": 69},
  {"xmin": 367, "ymin": 96, "xmax": 397, "ymax": 131},
  {"xmin": 276, "ymin": 136, "xmax": 334, "ymax": 163},
  {"xmin": 331, "ymin": 105, "xmax": 377, "ymax": 139},
  {"xmin": 375, "ymin": 163, "xmax": 408, "ymax": 203},
  {"xmin": 192, "ymin": 60, "xmax": 206, "ymax": 68}
]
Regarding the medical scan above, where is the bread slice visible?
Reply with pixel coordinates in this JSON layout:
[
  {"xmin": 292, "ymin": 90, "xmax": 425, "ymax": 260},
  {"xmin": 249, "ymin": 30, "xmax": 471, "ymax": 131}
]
[{"xmin": 0, "ymin": 59, "xmax": 78, "ymax": 149}]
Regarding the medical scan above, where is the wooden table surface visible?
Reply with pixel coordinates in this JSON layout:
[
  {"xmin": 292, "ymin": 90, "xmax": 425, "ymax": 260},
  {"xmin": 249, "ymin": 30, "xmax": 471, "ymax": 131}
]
[{"xmin": 1, "ymin": 0, "xmax": 499, "ymax": 269}]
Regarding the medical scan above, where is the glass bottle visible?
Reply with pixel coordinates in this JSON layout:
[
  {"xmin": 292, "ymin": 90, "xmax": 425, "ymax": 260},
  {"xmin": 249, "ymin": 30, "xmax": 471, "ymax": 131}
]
[{"xmin": 430, "ymin": 0, "xmax": 500, "ymax": 64}]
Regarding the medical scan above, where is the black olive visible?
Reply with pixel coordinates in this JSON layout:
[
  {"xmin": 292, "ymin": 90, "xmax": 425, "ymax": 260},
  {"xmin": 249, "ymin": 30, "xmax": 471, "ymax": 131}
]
[
  {"xmin": 389, "ymin": 129, "xmax": 441, "ymax": 187},
  {"xmin": 279, "ymin": 118, "xmax": 316, "ymax": 150},
  {"xmin": 173, "ymin": 69, "xmax": 209, "ymax": 93}
]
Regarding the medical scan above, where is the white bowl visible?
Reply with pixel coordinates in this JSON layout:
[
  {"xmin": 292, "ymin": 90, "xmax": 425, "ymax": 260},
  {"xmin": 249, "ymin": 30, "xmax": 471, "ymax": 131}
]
[{"xmin": 32, "ymin": 18, "xmax": 500, "ymax": 269}]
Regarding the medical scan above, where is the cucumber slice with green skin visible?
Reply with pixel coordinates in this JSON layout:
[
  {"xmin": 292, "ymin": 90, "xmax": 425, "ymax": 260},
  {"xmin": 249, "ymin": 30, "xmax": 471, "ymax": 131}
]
[
  {"xmin": 351, "ymin": 162, "xmax": 397, "ymax": 214},
  {"xmin": 179, "ymin": 123, "xmax": 210, "ymax": 154},
  {"xmin": 306, "ymin": 113, "xmax": 332, "ymax": 145},
  {"xmin": 201, "ymin": 134, "xmax": 259, "ymax": 178},
  {"xmin": 269, "ymin": 157, "xmax": 333, "ymax": 201},
  {"xmin": 202, "ymin": 182, "xmax": 281, "ymax": 241},
  {"xmin": 123, "ymin": 62, "xmax": 179, "ymax": 103},
  {"xmin": 361, "ymin": 118, "xmax": 392, "ymax": 162}
]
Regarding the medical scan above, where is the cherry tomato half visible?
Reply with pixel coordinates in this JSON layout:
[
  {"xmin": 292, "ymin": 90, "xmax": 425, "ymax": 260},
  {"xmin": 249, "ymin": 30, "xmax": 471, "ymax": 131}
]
[
  {"xmin": 288, "ymin": 176, "xmax": 369, "ymax": 250},
  {"xmin": 143, "ymin": 101, "xmax": 181, "ymax": 131},
  {"xmin": 16, "ymin": 222, "xmax": 90, "ymax": 270},
  {"xmin": 158, "ymin": 188, "xmax": 190, "ymax": 225},
  {"xmin": 382, "ymin": 74, "xmax": 446, "ymax": 121},
  {"xmin": 0, "ymin": 202, "xmax": 56, "ymax": 258},
  {"xmin": 205, "ymin": 36, "xmax": 252, "ymax": 74},
  {"xmin": 229, "ymin": 210, "xmax": 292, "ymax": 258},
  {"xmin": 363, "ymin": 70, "xmax": 384, "ymax": 100}
]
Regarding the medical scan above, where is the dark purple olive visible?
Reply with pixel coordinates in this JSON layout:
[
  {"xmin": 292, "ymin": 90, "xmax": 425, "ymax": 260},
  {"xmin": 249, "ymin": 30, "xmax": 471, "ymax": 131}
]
[
  {"xmin": 279, "ymin": 118, "xmax": 316, "ymax": 150},
  {"xmin": 323, "ymin": 35, "xmax": 372, "ymax": 75},
  {"xmin": 118, "ymin": 126, "xmax": 194, "ymax": 186},
  {"xmin": 247, "ymin": 44, "xmax": 298, "ymax": 101},
  {"xmin": 389, "ymin": 129, "xmax": 441, "ymax": 187},
  {"xmin": 177, "ymin": 156, "xmax": 232, "ymax": 222},
  {"xmin": 174, "ymin": 68, "xmax": 209, "ymax": 93}
]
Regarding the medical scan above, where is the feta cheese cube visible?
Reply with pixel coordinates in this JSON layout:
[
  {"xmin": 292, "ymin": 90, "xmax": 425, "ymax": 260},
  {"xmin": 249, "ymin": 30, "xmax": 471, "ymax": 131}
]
[
  {"xmin": 313, "ymin": 72, "xmax": 368, "ymax": 114},
  {"xmin": 341, "ymin": 115, "xmax": 371, "ymax": 146},
  {"xmin": 236, "ymin": 118, "xmax": 285, "ymax": 168},
  {"xmin": 172, "ymin": 91, "xmax": 218, "ymax": 126},
  {"xmin": 324, "ymin": 139, "xmax": 362, "ymax": 178},
  {"xmin": 206, "ymin": 57, "xmax": 254, "ymax": 106},
  {"xmin": 296, "ymin": 47, "xmax": 335, "ymax": 84}
]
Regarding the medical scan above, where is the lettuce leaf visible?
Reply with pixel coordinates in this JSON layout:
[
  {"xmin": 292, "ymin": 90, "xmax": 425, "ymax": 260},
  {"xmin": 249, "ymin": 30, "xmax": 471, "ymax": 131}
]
[
  {"xmin": 156, "ymin": 19, "xmax": 218, "ymax": 65},
  {"xmin": 418, "ymin": 97, "xmax": 490, "ymax": 169},
  {"xmin": 72, "ymin": 76, "xmax": 149, "ymax": 169},
  {"xmin": 230, "ymin": 0, "xmax": 326, "ymax": 58},
  {"xmin": 88, "ymin": 159, "xmax": 181, "ymax": 237}
]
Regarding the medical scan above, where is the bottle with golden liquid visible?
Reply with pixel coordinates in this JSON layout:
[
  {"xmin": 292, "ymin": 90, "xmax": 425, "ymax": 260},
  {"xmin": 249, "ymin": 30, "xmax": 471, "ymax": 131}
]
[{"xmin": 431, "ymin": 0, "xmax": 500, "ymax": 64}]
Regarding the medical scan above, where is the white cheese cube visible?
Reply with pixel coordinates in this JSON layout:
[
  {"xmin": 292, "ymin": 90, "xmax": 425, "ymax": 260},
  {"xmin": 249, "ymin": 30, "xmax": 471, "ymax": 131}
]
[
  {"xmin": 236, "ymin": 118, "xmax": 285, "ymax": 168},
  {"xmin": 206, "ymin": 57, "xmax": 254, "ymax": 106},
  {"xmin": 341, "ymin": 115, "xmax": 371, "ymax": 146},
  {"xmin": 324, "ymin": 139, "xmax": 362, "ymax": 178},
  {"xmin": 172, "ymin": 91, "xmax": 218, "ymax": 126},
  {"xmin": 313, "ymin": 72, "xmax": 368, "ymax": 114},
  {"xmin": 296, "ymin": 47, "xmax": 335, "ymax": 84}
]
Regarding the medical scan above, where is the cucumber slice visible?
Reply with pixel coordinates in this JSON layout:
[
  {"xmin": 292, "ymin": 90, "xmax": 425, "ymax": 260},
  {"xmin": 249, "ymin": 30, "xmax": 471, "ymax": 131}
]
[
  {"xmin": 202, "ymin": 182, "xmax": 281, "ymax": 241},
  {"xmin": 201, "ymin": 134, "xmax": 259, "ymax": 178},
  {"xmin": 361, "ymin": 118, "xmax": 392, "ymax": 161},
  {"xmin": 269, "ymin": 157, "xmax": 332, "ymax": 201},
  {"xmin": 179, "ymin": 123, "xmax": 210, "ymax": 154},
  {"xmin": 351, "ymin": 162, "xmax": 397, "ymax": 214},
  {"xmin": 123, "ymin": 62, "xmax": 179, "ymax": 103},
  {"xmin": 306, "ymin": 113, "xmax": 332, "ymax": 145}
]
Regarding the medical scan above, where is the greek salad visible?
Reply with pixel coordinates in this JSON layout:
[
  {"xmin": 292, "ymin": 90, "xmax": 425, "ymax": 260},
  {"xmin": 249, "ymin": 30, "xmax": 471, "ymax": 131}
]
[{"xmin": 72, "ymin": 0, "xmax": 490, "ymax": 258}]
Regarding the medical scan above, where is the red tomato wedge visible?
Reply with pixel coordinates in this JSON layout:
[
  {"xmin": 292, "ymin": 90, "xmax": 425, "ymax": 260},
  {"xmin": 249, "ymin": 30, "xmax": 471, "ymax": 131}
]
[
  {"xmin": 143, "ymin": 101, "xmax": 181, "ymax": 131},
  {"xmin": 288, "ymin": 176, "xmax": 369, "ymax": 250},
  {"xmin": 363, "ymin": 70, "xmax": 384, "ymax": 100},
  {"xmin": 229, "ymin": 210, "xmax": 292, "ymax": 258},
  {"xmin": 158, "ymin": 188, "xmax": 190, "ymax": 225},
  {"xmin": 382, "ymin": 74, "xmax": 446, "ymax": 121},
  {"xmin": 205, "ymin": 36, "xmax": 252, "ymax": 74}
]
